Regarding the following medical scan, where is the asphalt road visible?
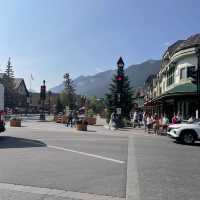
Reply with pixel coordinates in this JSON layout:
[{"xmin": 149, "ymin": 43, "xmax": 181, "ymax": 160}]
[
  {"xmin": 0, "ymin": 121, "xmax": 200, "ymax": 200},
  {"xmin": 0, "ymin": 122, "xmax": 128, "ymax": 200}
]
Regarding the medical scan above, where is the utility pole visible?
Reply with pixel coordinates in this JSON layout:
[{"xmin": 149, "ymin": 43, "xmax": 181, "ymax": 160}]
[{"xmin": 40, "ymin": 80, "xmax": 46, "ymax": 121}]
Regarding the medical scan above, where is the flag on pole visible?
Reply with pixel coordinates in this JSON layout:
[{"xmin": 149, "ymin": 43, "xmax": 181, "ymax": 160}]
[{"xmin": 31, "ymin": 74, "xmax": 34, "ymax": 80}]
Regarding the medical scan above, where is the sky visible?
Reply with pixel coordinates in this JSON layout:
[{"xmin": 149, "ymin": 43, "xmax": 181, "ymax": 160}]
[{"xmin": 0, "ymin": 0, "xmax": 200, "ymax": 91}]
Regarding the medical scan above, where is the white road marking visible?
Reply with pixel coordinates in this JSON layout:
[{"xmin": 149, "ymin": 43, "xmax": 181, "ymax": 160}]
[
  {"xmin": 0, "ymin": 182, "xmax": 124, "ymax": 200},
  {"xmin": 48, "ymin": 145, "xmax": 125, "ymax": 164},
  {"xmin": 126, "ymin": 136, "xmax": 140, "ymax": 200}
]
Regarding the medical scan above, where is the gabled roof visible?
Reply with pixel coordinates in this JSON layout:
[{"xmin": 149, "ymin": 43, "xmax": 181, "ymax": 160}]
[{"xmin": 14, "ymin": 78, "xmax": 24, "ymax": 89}]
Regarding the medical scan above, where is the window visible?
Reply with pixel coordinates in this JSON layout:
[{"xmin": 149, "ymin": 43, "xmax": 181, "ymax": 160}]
[
  {"xmin": 187, "ymin": 66, "xmax": 195, "ymax": 78},
  {"xmin": 167, "ymin": 66, "xmax": 175, "ymax": 86},
  {"xmin": 180, "ymin": 68, "xmax": 186, "ymax": 79}
]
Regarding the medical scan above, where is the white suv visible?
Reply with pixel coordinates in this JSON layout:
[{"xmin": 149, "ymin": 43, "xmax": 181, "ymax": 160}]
[{"xmin": 167, "ymin": 121, "xmax": 200, "ymax": 144}]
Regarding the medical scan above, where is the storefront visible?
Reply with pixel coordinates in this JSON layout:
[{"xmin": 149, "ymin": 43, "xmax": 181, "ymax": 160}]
[{"xmin": 144, "ymin": 82, "xmax": 197, "ymax": 120}]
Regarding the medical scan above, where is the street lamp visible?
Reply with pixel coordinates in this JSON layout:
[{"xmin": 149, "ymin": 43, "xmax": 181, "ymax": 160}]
[{"xmin": 40, "ymin": 80, "xmax": 46, "ymax": 121}]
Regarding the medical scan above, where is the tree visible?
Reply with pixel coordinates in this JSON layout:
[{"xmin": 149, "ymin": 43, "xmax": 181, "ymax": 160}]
[
  {"xmin": 60, "ymin": 73, "xmax": 76, "ymax": 110},
  {"xmin": 87, "ymin": 96, "xmax": 105, "ymax": 115},
  {"xmin": 55, "ymin": 96, "xmax": 64, "ymax": 114},
  {"xmin": 1, "ymin": 57, "xmax": 16, "ymax": 108},
  {"xmin": 5, "ymin": 57, "xmax": 14, "ymax": 78},
  {"xmin": 105, "ymin": 57, "xmax": 133, "ymax": 125}
]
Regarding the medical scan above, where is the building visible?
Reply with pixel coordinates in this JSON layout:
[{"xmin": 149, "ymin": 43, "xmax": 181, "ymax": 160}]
[
  {"xmin": 144, "ymin": 33, "xmax": 200, "ymax": 120},
  {"xmin": 133, "ymin": 88, "xmax": 145, "ymax": 111},
  {"xmin": 30, "ymin": 92, "xmax": 59, "ymax": 114}
]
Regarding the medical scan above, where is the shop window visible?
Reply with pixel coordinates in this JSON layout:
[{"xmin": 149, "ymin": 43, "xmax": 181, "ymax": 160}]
[
  {"xmin": 180, "ymin": 67, "xmax": 186, "ymax": 79},
  {"xmin": 187, "ymin": 66, "xmax": 195, "ymax": 78}
]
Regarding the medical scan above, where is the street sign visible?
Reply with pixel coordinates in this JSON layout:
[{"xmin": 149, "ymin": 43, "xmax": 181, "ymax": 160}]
[{"xmin": 116, "ymin": 108, "xmax": 121, "ymax": 115}]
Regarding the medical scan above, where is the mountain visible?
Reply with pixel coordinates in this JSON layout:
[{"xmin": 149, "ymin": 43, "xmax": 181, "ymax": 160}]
[{"xmin": 51, "ymin": 59, "xmax": 161, "ymax": 97}]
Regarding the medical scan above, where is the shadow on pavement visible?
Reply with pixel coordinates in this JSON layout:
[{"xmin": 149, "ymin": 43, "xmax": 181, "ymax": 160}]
[
  {"xmin": 174, "ymin": 140, "xmax": 200, "ymax": 147},
  {"xmin": 0, "ymin": 136, "xmax": 46, "ymax": 149}
]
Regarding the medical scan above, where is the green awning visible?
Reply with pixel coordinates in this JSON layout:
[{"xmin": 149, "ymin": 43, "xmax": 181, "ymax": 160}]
[{"xmin": 166, "ymin": 82, "xmax": 196, "ymax": 94}]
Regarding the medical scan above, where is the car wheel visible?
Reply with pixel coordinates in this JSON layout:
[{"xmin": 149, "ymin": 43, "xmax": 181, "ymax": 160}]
[{"xmin": 181, "ymin": 131, "xmax": 195, "ymax": 144}]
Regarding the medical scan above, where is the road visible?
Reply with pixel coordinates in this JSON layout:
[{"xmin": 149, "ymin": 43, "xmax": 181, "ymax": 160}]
[{"xmin": 0, "ymin": 120, "xmax": 199, "ymax": 200}]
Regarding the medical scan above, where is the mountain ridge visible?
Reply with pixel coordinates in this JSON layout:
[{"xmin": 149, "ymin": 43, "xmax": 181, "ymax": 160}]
[{"xmin": 50, "ymin": 59, "xmax": 161, "ymax": 97}]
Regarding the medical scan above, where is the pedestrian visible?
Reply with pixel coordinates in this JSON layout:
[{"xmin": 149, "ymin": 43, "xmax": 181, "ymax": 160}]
[
  {"xmin": 109, "ymin": 111, "xmax": 117, "ymax": 130},
  {"xmin": 161, "ymin": 114, "xmax": 169, "ymax": 135},
  {"xmin": 143, "ymin": 112, "xmax": 147, "ymax": 132},
  {"xmin": 67, "ymin": 111, "xmax": 73, "ymax": 127},
  {"xmin": 153, "ymin": 114, "xmax": 160, "ymax": 135},
  {"xmin": 133, "ymin": 111, "xmax": 139, "ymax": 128},
  {"xmin": 172, "ymin": 114, "xmax": 177, "ymax": 124},
  {"xmin": 146, "ymin": 114, "xmax": 153, "ymax": 133},
  {"xmin": 138, "ymin": 110, "xmax": 143, "ymax": 128},
  {"xmin": 176, "ymin": 112, "xmax": 182, "ymax": 124}
]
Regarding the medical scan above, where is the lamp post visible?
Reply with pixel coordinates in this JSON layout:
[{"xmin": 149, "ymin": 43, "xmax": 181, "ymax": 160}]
[{"xmin": 40, "ymin": 80, "xmax": 46, "ymax": 121}]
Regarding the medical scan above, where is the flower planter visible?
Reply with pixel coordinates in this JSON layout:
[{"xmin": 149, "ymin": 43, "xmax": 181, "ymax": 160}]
[
  {"xmin": 61, "ymin": 116, "xmax": 68, "ymax": 124},
  {"xmin": 10, "ymin": 119, "xmax": 21, "ymax": 127},
  {"xmin": 76, "ymin": 120, "xmax": 88, "ymax": 131},
  {"xmin": 54, "ymin": 115, "xmax": 58, "ymax": 121},
  {"xmin": 86, "ymin": 117, "xmax": 96, "ymax": 125}
]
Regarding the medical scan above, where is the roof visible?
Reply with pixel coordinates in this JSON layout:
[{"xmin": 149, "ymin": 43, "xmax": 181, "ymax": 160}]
[
  {"xmin": 14, "ymin": 78, "xmax": 24, "ymax": 89},
  {"xmin": 164, "ymin": 33, "xmax": 200, "ymax": 57},
  {"xmin": 166, "ymin": 82, "xmax": 196, "ymax": 94}
]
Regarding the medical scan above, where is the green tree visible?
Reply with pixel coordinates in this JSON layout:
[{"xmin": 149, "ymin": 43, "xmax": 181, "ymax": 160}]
[
  {"xmin": 87, "ymin": 96, "xmax": 105, "ymax": 115},
  {"xmin": 1, "ymin": 57, "xmax": 16, "ymax": 108},
  {"xmin": 55, "ymin": 96, "xmax": 64, "ymax": 114},
  {"xmin": 60, "ymin": 73, "xmax": 76, "ymax": 110},
  {"xmin": 105, "ymin": 57, "xmax": 133, "ymax": 124}
]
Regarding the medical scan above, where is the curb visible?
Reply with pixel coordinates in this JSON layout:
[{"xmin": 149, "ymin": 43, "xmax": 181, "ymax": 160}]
[{"xmin": 126, "ymin": 136, "xmax": 140, "ymax": 200}]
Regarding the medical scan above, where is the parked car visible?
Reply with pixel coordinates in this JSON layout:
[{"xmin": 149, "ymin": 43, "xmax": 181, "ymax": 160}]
[{"xmin": 167, "ymin": 121, "xmax": 200, "ymax": 144}]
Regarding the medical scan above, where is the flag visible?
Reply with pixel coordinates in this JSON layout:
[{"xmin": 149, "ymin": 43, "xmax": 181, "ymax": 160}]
[{"xmin": 31, "ymin": 74, "xmax": 34, "ymax": 80}]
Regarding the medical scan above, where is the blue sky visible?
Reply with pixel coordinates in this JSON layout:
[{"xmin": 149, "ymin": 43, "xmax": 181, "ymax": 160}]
[{"xmin": 0, "ymin": 0, "xmax": 199, "ymax": 91}]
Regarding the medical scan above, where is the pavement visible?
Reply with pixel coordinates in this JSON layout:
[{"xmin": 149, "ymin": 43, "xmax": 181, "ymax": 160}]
[{"xmin": 0, "ymin": 119, "xmax": 199, "ymax": 199}]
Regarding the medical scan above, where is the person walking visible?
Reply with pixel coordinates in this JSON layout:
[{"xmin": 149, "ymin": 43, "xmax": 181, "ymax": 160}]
[
  {"xmin": 133, "ymin": 111, "xmax": 139, "ymax": 128},
  {"xmin": 67, "ymin": 111, "xmax": 73, "ymax": 127},
  {"xmin": 162, "ymin": 114, "xmax": 169, "ymax": 135},
  {"xmin": 172, "ymin": 114, "xmax": 177, "ymax": 124},
  {"xmin": 143, "ymin": 112, "xmax": 147, "ymax": 132},
  {"xmin": 138, "ymin": 111, "xmax": 143, "ymax": 128},
  {"xmin": 146, "ymin": 114, "xmax": 153, "ymax": 133},
  {"xmin": 153, "ymin": 114, "xmax": 160, "ymax": 135},
  {"xmin": 109, "ymin": 112, "xmax": 117, "ymax": 130}
]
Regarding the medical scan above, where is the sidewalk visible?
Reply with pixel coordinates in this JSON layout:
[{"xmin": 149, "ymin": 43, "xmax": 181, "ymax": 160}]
[{"xmin": 6, "ymin": 119, "xmax": 148, "ymax": 138}]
